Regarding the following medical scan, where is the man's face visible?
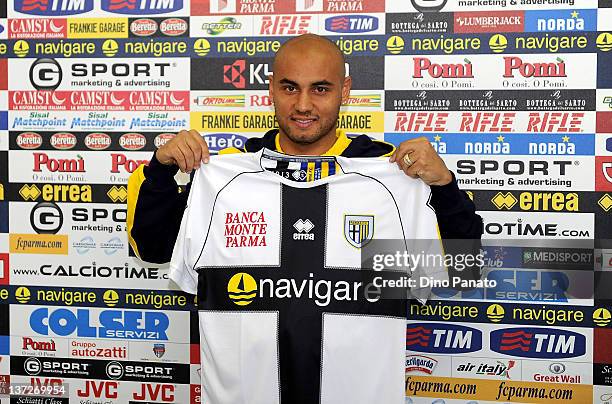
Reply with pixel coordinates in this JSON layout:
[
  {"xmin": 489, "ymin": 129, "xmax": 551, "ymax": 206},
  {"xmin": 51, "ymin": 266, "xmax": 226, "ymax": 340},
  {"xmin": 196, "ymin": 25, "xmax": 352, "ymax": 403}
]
[{"xmin": 270, "ymin": 48, "xmax": 351, "ymax": 146}]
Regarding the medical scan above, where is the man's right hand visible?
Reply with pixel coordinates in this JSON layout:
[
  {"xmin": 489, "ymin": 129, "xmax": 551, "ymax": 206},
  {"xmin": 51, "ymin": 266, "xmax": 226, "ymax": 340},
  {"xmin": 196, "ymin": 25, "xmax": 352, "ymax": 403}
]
[{"xmin": 155, "ymin": 129, "xmax": 210, "ymax": 173}]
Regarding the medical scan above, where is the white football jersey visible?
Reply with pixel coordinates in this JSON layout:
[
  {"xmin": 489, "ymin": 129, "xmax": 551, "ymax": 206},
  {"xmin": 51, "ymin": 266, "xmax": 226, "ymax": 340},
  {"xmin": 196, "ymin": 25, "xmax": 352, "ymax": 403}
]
[{"xmin": 170, "ymin": 149, "xmax": 445, "ymax": 404}]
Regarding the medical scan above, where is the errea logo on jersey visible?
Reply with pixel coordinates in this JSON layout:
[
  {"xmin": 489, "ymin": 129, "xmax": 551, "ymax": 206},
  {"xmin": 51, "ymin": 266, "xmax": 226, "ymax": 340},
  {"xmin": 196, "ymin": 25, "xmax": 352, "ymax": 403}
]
[
  {"xmin": 293, "ymin": 219, "xmax": 314, "ymax": 241},
  {"xmin": 227, "ymin": 272, "xmax": 378, "ymax": 307}
]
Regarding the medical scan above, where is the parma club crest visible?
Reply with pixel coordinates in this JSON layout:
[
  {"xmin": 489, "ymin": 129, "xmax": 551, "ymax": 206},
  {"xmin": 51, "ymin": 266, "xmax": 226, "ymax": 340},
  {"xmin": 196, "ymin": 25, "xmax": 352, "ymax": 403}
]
[{"xmin": 344, "ymin": 215, "xmax": 374, "ymax": 248}]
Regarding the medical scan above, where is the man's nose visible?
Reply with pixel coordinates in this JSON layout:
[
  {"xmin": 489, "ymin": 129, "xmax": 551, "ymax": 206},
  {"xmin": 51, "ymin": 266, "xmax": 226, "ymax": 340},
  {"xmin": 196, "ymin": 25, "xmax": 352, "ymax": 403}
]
[{"xmin": 294, "ymin": 91, "xmax": 314, "ymax": 113}]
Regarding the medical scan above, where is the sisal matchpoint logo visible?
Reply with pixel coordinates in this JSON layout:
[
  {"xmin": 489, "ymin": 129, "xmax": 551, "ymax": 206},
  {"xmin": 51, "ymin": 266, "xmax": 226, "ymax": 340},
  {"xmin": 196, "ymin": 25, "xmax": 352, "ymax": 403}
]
[{"xmin": 412, "ymin": 57, "xmax": 473, "ymax": 79}]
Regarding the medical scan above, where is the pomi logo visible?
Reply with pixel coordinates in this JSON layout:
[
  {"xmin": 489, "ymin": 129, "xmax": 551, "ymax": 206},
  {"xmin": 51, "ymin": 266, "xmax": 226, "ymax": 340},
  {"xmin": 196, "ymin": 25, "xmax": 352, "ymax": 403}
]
[
  {"xmin": 406, "ymin": 323, "xmax": 482, "ymax": 354},
  {"xmin": 14, "ymin": 0, "xmax": 94, "ymax": 16},
  {"xmin": 490, "ymin": 327, "xmax": 586, "ymax": 359}
]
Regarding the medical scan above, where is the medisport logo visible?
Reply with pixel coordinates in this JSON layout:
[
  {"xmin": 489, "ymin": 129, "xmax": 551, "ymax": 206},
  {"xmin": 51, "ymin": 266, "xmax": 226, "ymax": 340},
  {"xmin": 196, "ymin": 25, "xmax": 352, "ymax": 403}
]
[{"xmin": 226, "ymin": 272, "xmax": 379, "ymax": 307}]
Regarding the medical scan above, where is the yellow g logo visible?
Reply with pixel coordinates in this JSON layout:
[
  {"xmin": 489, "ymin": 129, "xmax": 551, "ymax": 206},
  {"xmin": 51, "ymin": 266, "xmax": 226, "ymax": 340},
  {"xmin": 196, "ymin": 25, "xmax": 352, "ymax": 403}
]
[{"xmin": 227, "ymin": 273, "xmax": 257, "ymax": 306}]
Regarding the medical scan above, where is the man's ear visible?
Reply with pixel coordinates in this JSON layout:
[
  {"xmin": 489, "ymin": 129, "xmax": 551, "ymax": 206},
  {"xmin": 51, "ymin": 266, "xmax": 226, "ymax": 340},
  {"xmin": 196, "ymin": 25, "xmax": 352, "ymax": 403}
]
[
  {"xmin": 341, "ymin": 75, "xmax": 352, "ymax": 104},
  {"xmin": 268, "ymin": 74, "xmax": 274, "ymax": 103}
]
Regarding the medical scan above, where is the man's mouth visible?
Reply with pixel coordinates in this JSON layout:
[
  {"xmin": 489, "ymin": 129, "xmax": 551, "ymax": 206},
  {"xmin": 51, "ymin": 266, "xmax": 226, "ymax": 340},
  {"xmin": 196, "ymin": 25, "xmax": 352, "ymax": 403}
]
[{"xmin": 291, "ymin": 117, "xmax": 317, "ymax": 129}]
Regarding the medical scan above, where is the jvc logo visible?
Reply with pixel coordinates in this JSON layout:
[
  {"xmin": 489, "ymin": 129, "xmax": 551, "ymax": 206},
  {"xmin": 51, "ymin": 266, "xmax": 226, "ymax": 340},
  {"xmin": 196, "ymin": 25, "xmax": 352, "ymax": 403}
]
[
  {"xmin": 77, "ymin": 381, "xmax": 118, "ymax": 399},
  {"xmin": 406, "ymin": 323, "xmax": 482, "ymax": 354},
  {"xmin": 133, "ymin": 384, "xmax": 175, "ymax": 402},
  {"xmin": 491, "ymin": 328, "xmax": 585, "ymax": 359},
  {"xmin": 15, "ymin": 0, "xmax": 93, "ymax": 16},
  {"xmin": 102, "ymin": 0, "xmax": 183, "ymax": 15}
]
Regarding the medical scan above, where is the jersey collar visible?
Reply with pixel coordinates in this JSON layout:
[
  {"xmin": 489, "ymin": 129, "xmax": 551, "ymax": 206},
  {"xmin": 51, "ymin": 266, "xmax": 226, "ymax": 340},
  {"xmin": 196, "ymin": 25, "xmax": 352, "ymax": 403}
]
[{"xmin": 274, "ymin": 129, "xmax": 351, "ymax": 156}]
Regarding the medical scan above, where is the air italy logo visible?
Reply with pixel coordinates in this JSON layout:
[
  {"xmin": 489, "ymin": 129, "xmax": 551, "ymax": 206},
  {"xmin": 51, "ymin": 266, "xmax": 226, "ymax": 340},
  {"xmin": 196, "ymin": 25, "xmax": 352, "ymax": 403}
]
[
  {"xmin": 226, "ymin": 272, "xmax": 378, "ymax": 307},
  {"xmin": 490, "ymin": 327, "xmax": 586, "ymax": 359},
  {"xmin": 14, "ymin": 0, "xmax": 93, "ymax": 16}
]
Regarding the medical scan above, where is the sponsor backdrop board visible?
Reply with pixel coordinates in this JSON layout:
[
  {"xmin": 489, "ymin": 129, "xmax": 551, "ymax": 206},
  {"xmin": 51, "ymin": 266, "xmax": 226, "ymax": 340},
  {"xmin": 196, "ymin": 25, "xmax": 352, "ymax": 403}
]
[{"xmin": 0, "ymin": 0, "xmax": 610, "ymax": 403}]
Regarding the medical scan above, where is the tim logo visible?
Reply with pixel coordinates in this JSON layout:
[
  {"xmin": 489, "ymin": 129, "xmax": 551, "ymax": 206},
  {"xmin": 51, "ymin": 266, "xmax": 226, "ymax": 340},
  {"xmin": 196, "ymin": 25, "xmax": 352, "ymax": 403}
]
[
  {"xmin": 490, "ymin": 328, "xmax": 586, "ymax": 359},
  {"xmin": 325, "ymin": 15, "xmax": 378, "ymax": 33},
  {"xmin": 101, "ymin": 0, "xmax": 183, "ymax": 14},
  {"xmin": 224, "ymin": 59, "xmax": 246, "ymax": 89},
  {"xmin": 14, "ymin": 0, "xmax": 93, "ymax": 15},
  {"xmin": 406, "ymin": 323, "xmax": 482, "ymax": 354}
]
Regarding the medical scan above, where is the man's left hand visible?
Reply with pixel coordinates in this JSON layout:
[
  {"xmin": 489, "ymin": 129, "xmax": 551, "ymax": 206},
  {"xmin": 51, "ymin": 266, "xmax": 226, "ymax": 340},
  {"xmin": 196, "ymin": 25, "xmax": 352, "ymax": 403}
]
[{"xmin": 389, "ymin": 137, "xmax": 453, "ymax": 186}]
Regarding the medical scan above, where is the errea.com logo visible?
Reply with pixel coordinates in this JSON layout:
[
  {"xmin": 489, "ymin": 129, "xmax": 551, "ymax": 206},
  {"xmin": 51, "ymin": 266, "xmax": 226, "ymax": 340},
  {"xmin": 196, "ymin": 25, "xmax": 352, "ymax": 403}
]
[{"xmin": 226, "ymin": 272, "xmax": 379, "ymax": 307}]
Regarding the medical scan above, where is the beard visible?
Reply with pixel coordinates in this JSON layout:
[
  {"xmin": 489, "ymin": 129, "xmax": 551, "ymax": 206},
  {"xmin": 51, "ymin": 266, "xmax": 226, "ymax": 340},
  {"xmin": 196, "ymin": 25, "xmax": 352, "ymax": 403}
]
[{"xmin": 276, "ymin": 111, "xmax": 339, "ymax": 146}]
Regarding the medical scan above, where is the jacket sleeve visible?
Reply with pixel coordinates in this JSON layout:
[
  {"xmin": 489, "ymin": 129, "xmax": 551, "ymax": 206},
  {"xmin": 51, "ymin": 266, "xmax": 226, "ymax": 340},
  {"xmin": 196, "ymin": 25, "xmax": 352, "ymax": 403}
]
[
  {"xmin": 127, "ymin": 153, "xmax": 190, "ymax": 264},
  {"xmin": 429, "ymin": 172, "xmax": 483, "ymax": 239}
]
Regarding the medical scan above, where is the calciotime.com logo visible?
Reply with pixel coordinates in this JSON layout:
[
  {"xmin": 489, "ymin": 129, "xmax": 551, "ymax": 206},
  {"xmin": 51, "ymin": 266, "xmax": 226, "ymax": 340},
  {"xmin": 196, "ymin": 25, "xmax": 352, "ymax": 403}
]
[{"xmin": 226, "ymin": 272, "xmax": 380, "ymax": 307}]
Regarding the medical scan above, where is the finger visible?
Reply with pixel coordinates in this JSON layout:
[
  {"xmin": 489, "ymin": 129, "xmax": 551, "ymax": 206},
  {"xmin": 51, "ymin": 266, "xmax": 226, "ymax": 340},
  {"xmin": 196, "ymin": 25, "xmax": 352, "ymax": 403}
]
[
  {"xmin": 184, "ymin": 135, "xmax": 203, "ymax": 169},
  {"xmin": 406, "ymin": 161, "xmax": 425, "ymax": 178},
  {"xmin": 389, "ymin": 148, "xmax": 398, "ymax": 163},
  {"xmin": 189, "ymin": 130, "xmax": 210, "ymax": 163},
  {"xmin": 177, "ymin": 141, "xmax": 197, "ymax": 172},
  {"xmin": 173, "ymin": 144, "xmax": 188, "ymax": 172}
]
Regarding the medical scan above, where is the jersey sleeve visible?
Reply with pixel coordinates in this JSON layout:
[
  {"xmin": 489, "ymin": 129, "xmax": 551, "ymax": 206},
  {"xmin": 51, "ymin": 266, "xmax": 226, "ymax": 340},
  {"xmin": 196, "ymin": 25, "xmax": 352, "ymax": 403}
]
[
  {"xmin": 373, "ymin": 163, "xmax": 447, "ymax": 303},
  {"xmin": 169, "ymin": 168, "xmax": 216, "ymax": 295}
]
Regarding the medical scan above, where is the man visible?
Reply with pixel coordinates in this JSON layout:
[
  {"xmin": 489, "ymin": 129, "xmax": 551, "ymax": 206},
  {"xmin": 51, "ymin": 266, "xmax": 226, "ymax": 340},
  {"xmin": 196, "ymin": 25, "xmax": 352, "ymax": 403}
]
[{"xmin": 127, "ymin": 34, "xmax": 482, "ymax": 263}]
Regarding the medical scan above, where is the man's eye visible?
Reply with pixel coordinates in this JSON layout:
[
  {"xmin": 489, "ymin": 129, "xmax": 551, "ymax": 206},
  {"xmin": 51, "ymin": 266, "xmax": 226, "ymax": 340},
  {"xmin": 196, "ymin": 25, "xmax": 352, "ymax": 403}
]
[
  {"xmin": 283, "ymin": 86, "xmax": 296, "ymax": 92},
  {"xmin": 314, "ymin": 87, "xmax": 329, "ymax": 93}
]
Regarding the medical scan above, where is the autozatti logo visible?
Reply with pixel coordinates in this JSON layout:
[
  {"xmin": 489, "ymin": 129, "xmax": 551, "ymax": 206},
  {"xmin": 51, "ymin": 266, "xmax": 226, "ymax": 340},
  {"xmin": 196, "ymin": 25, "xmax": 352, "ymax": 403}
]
[
  {"xmin": 14, "ymin": 0, "xmax": 94, "ymax": 16},
  {"xmin": 325, "ymin": 15, "xmax": 378, "ymax": 33},
  {"xmin": 490, "ymin": 328, "xmax": 586, "ymax": 359},
  {"xmin": 101, "ymin": 0, "xmax": 183, "ymax": 15},
  {"xmin": 406, "ymin": 323, "xmax": 482, "ymax": 354}
]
